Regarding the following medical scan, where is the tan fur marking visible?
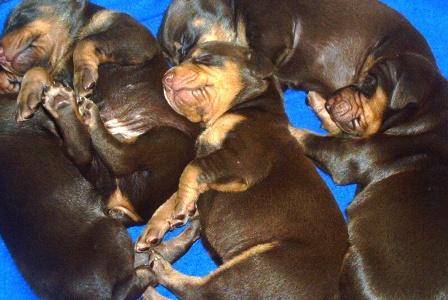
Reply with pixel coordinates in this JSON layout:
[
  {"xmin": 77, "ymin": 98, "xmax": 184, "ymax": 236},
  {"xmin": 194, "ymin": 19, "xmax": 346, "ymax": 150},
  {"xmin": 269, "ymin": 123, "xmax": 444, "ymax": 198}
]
[
  {"xmin": 74, "ymin": 40, "xmax": 104, "ymax": 67},
  {"xmin": 148, "ymin": 192, "xmax": 178, "ymax": 228},
  {"xmin": 192, "ymin": 18, "xmax": 206, "ymax": 27},
  {"xmin": 203, "ymin": 61, "xmax": 244, "ymax": 124},
  {"xmin": 198, "ymin": 24, "xmax": 235, "ymax": 44},
  {"xmin": 235, "ymin": 17, "xmax": 248, "ymax": 47},
  {"xmin": 107, "ymin": 186, "xmax": 143, "ymax": 223},
  {"xmin": 167, "ymin": 61, "xmax": 243, "ymax": 125},
  {"xmin": 198, "ymin": 114, "xmax": 246, "ymax": 148},
  {"xmin": 78, "ymin": 10, "xmax": 116, "ymax": 39},
  {"xmin": 177, "ymin": 164, "xmax": 207, "ymax": 202},
  {"xmin": 362, "ymin": 86, "xmax": 388, "ymax": 137},
  {"xmin": 307, "ymin": 91, "xmax": 342, "ymax": 135},
  {"xmin": 209, "ymin": 181, "xmax": 249, "ymax": 192},
  {"xmin": 203, "ymin": 242, "xmax": 280, "ymax": 282}
]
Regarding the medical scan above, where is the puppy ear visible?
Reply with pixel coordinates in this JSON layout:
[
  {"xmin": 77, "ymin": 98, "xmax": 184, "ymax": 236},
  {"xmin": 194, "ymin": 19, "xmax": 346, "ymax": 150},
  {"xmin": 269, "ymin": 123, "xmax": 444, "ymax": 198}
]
[
  {"xmin": 247, "ymin": 51, "xmax": 274, "ymax": 80},
  {"xmin": 389, "ymin": 54, "xmax": 438, "ymax": 110},
  {"xmin": 389, "ymin": 75, "xmax": 420, "ymax": 110}
]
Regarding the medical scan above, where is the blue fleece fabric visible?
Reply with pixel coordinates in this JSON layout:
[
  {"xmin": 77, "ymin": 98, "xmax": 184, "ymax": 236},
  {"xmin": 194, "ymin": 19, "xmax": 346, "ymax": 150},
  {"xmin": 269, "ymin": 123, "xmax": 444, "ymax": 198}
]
[{"xmin": 0, "ymin": 0, "xmax": 447, "ymax": 299}]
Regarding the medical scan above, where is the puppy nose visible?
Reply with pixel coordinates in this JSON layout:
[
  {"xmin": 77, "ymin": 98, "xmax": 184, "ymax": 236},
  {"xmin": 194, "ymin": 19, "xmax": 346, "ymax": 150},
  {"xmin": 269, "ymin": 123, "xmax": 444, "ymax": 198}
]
[
  {"xmin": 163, "ymin": 71, "xmax": 175, "ymax": 88},
  {"xmin": 325, "ymin": 98, "xmax": 335, "ymax": 112},
  {"xmin": 163, "ymin": 68, "xmax": 198, "ymax": 90},
  {"xmin": 0, "ymin": 45, "xmax": 6, "ymax": 64}
]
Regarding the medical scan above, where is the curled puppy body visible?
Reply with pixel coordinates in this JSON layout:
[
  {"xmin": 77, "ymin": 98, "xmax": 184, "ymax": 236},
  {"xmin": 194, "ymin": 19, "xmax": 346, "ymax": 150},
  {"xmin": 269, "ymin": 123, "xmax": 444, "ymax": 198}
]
[
  {"xmin": 5, "ymin": 0, "xmax": 199, "ymax": 226},
  {"xmin": 41, "ymin": 54, "xmax": 198, "ymax": 227},
  {"xmin": 294, "ymin": 53, "xmax": 448, "ymax": 299},
  {"xmin": 136, "ymin": 42, "xmax": 348, "ymax": 299},
  {"xmin": 0, "ymin": 0, "xmax": 158, "ymax": 121},
  {"xmin": 159, "ymin": 0, "xmax": 435, "ymax": 98},
  {"xmin": 0, "ymin": 96, "xmax": 156, "ymax": 299},
  {"xmin": 308, "ymin": 52, "xmax": 443, "ymax": 138}
]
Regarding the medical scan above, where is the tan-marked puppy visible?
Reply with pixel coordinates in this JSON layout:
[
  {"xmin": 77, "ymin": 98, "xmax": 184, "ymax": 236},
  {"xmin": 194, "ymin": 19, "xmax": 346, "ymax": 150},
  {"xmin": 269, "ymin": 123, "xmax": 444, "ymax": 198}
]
[
  {"xmin": 307, "ymin": 73, "xmax": 388, "ymax": 137},
  {"xmin": 294, "ymin": 53, "xmax": 448, "ymax": 299},
  {"xmin": 0, "ymin": 0, "xmax": 157, "ymax": 121},
  {"xmin": 136, "ymin": 42, "xmax": 348, "ymax": 299},
  {"xmin": 0, "ymin": 95, "xmax": 157, "ymax": 300}
]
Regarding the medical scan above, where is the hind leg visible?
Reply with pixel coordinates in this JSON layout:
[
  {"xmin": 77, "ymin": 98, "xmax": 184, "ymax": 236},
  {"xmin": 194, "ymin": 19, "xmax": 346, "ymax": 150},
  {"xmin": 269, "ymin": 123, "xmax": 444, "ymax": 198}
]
[
  {"xmin": 111, "ymin": 266, "xmax": 158, "ymax": 300},
  {"xmin": 150, "ymin": 241, "xmax": 337, "ymax": 300},
  {"xmin": 41, "ymin": 84, "xmax": 92, "ymax": 168},
  {"xmin": 135, "ymin": 219, "xmax": 201, "ymax": 270}
]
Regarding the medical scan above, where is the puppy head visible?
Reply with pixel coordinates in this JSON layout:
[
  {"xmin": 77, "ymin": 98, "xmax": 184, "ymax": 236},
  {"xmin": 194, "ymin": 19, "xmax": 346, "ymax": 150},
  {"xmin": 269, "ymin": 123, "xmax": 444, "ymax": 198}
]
[
  {"xmin": 0, "ymin": 0, "xmax": 86, "ymax": 75},
  {"xmin": 325, "ymin": 54, "xmax": 440, "ymax": 137},
  {"xmin": 325, "ymin": 75, "xmax": 388, "ymax": 137},
  {"xmin": 162, "ymin": 42, "xmax": 274, "ymax": 124},
  {"xmin": 158, "ymin": 0, "xmax": 240, "ymax": 65}
]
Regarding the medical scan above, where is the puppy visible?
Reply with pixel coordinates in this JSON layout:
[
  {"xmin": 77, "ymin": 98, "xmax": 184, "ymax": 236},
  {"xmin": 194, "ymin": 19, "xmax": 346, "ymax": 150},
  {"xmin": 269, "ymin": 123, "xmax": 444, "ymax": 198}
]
[
  {"xmin": 2, "ymin": 0, "xmax": 199, "ymax": 226},
  {"xmin": 41, "ymin": 59, "xmax": 197, "ymax": 226},
  {"xmin": 294, "ymin": 53, "xmax": 448, "ymax": 299},
  {"xmin": 0, "ymin": 0, "xmax": 157, "ymax": 121},
  {"xmin": 158, "ymin": 0, "xmax": 435, "ymax": 98},
  {"xmin": 136, "ymin": 42, "xmax": 348, "ymax": 299},
  {"xmin": 0, "ymin": 96, "xmax": 155, "ymax": 299}
]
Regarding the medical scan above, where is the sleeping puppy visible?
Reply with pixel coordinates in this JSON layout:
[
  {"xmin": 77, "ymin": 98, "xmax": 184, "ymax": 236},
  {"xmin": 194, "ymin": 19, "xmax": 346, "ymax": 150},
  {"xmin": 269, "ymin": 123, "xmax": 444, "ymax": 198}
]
[
  {"xmin": 0, "ymin": 96, "xmax": 155, "ymax": 299},
  {"xmin": 293, "ymin": 53, "xmax": 448, "ymax": 299},
  {"xmin": 136, "ymin": 42, "xmax": 348, "ymax": 299},
  {"xmin": 0, "ymin": 0, "xmax": 157, "ymax": 121},
  {"xmin": 2, "ymin": 0, "xmax": 199, "ymax": 226},
  {"xmin": 40, "ymin": 59, "xmax": 197, "ymax": 227},
  {"xmin": 158, "ymin": 0, "xmax": 435, "ymax": 98}
]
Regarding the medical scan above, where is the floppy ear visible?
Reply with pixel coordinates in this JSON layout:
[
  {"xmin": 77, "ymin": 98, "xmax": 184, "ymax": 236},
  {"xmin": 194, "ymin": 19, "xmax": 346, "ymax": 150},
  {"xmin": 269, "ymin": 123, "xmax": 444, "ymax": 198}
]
[
  {"xmin": 247, "ymin": 51, "xmax": 274, "ymax": 80},
  {"xmin": 389, "ymin": 54, "xmax": 437, "ymax": 110}
]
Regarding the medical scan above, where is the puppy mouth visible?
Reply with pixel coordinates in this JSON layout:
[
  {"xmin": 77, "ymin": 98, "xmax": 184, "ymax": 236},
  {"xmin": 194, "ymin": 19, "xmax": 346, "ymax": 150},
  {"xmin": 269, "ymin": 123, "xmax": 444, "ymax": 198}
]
[{"xmin": 163, "ymin": 84, "xmax": 211, "ymax": 117}]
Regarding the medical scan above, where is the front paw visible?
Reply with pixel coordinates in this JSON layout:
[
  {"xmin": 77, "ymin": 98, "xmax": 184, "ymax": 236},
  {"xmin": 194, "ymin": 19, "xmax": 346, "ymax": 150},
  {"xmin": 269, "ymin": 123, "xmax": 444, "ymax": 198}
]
[
  {"xmin": 135, "ymin": 221, "xmax": 171, "ymax": 252},
  {"xmin": 16, "ymin": 68, "xmax": 50, "ymax": 122},
  {"xmin": 149, "ymin": 250, "xmax": 173, "ymax": 278},
  {"xmin": 74, "ymin": 64, "xmax": 98, "ymax": 98},
  {"xmin": 77, "ymin": 96, "xmax": 100, "ymax": 128},
  {"xmin": 42, "ymin": 84, "xmax": 74, "ymax": 119},
  {"xmin": 0, "ymin": 72, "xmax": 21, "ymax": 94},
  {"xmin": 171, "ymin": 199, "xmax": 197, "ymax": 227},
  {"xmin": 307, "ymin": 91, "xmax": 342, "ymax": 135}
]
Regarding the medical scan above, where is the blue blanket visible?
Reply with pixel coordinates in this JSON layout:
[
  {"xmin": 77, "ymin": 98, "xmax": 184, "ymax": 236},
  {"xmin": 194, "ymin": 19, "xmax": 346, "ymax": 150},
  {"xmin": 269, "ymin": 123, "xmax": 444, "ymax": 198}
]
[{"xmin": 0, "ymin": 0, "xmax": 447, "ymax": 299}]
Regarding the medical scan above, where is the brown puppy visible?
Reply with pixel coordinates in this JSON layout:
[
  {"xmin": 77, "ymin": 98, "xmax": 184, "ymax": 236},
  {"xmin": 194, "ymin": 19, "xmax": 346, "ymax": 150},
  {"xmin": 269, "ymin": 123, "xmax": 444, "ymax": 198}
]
[
  {"xmin": 0, "ymin": 96, "xmax": 156, "ymax": 299},
  {"xmin": 0, "ymin": 0, "xmax": 157, "ymax": 121},
  {"xmin": 39, "ymin": 53, "xmax": 197, "ymax": 226},
  {"xmin": 159, "ymin": 0, "xmax": 435, "ymax": 99},
  {"xmin": 293, "ymin": 53, "xmax": 448, "ymax": 299},
  {"xmin": 1, "ymin": 0, "xmax": 199, "ymax": 226},
  {"xmin": 137, "ymin": 42, "xmax": 348, "ymax": 299}
]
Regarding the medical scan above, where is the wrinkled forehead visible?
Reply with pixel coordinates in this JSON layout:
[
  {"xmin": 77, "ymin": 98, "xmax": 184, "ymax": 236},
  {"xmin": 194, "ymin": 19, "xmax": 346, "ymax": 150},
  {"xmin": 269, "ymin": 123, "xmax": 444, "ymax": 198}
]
[
  {"xmin": 5, "ymin": 0, "xmax": 83, "ymax": 33},
  {"xmin": 6, "ymin": 4, "xmax": 45, "ymax": 32},
  {"xmin": 189, "ymin": 42, "xmax": 249, "ymax": 63}
]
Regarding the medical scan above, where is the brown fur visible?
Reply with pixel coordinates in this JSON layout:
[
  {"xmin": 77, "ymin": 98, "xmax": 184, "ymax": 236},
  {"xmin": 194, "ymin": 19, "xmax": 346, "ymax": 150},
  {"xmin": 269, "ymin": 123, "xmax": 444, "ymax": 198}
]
[
  {"xmin": 295, "ymin": 53, "xmax": 448, "ymax": 299},
  {"xmin": 138, "ymin": 42, "xmax": 348, "ymax": 300}
]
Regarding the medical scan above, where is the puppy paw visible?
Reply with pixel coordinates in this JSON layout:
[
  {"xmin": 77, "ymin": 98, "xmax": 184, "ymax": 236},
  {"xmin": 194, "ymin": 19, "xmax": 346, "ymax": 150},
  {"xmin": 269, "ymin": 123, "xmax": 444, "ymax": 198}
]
[
  {"xmin": 0, "ymin": 71, "xmax": 21, "ymax": 94},
  {"xmin": 16, "ymin": 67, "xmax": 50, "ymax": 122},
  {"xmin": 171, "ymin": 198, "xmax": 197, "ymax": 227},
  {"xmin": 307, "ymin": 91, "xmax": 342, "ymax": 135},
  {"xmin": 77, "ymin": 96, "xmax": 100, "ymax": 128},
  {"xmin": 149, "ymin": 250, "xmax": 172, "ymax": 276},
  {"xmin": 74, "ymin": 64, "xmax": 98, "ymax": 98},
  {"xmin": 42, "ymin": 84, "xmax": 75, "ymax": 119},
  {"xmin": 135, "ymin": 222, "xmax": 171, "ymax": 252}
]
